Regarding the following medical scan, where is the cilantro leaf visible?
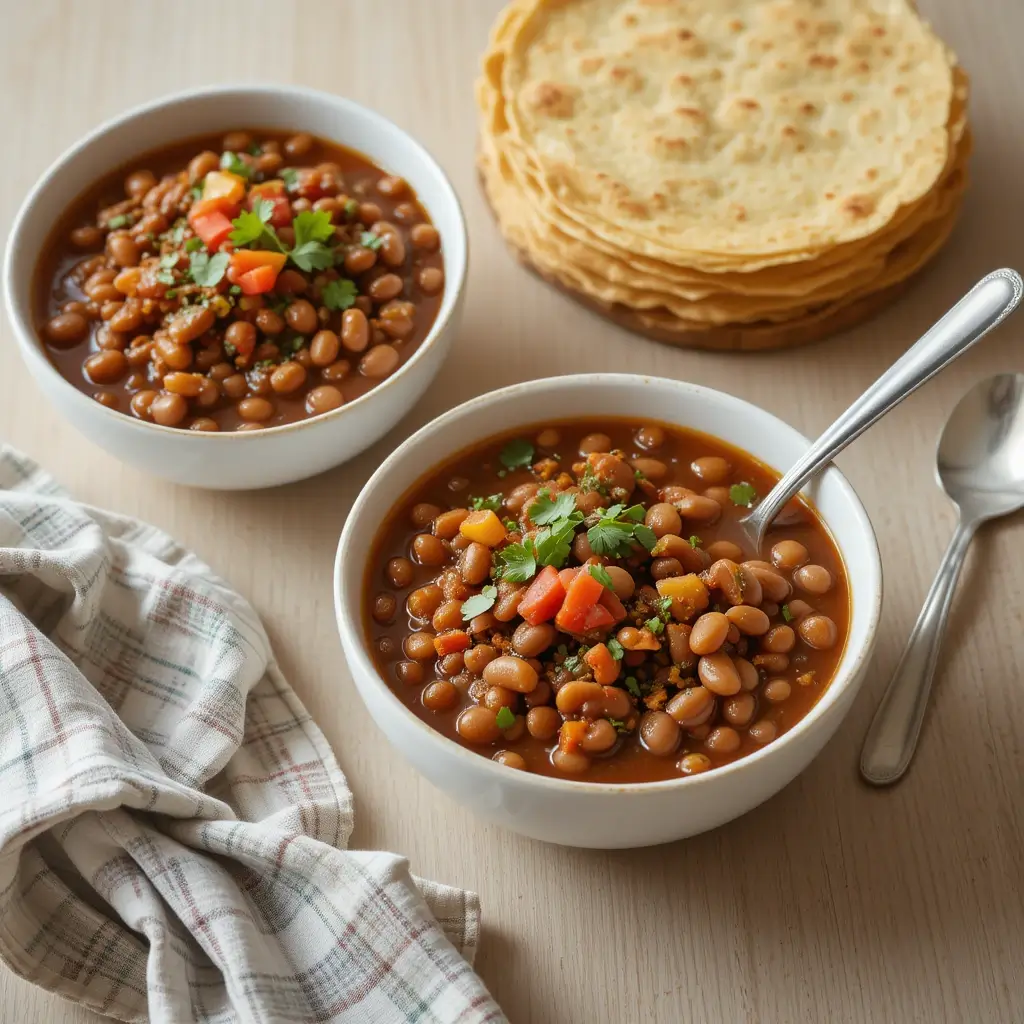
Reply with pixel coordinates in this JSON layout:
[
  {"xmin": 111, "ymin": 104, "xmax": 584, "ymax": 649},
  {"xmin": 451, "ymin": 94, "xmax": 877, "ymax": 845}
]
[
  {"xmin": 184, "ymin": 236, "xmax": 204, "ymax": 253},
  {"xmin": 632, "ymin": 524, "xmax": 657, "ymax": 552},
  {"xmin": 587, "ymin": 564, "xmax": 614, "ymax": 589},
  {"xmin": 781, "ymin": 604, "xmax": 794, "ymax": 622},
  {"xmin": 229, "ymin": 200, "xmax": 284, "ymax": 251},
  {"xmin": 503, "ymin": 518, "xmax": 518, "ymax": 532},
  {"xmin": 220, "ymin": 151, "xmax": 252, "ymax": 179},
  {"xmin": 578, "ymin": 462, "xmax": 607, "ymax": 496},
  {"xmin": 624, "ymin": 676, "xmax": 641, "ymax": 698},
  {"xmin": 499, "ymin": 438, "xmax": 534, "ymax": 471},
  {"xmin": 188, "ymin": 250, "xmax": 229, "ymax": 288},
  {"xmin": 607, "ymin": 638, "xmax": 624, "ymax": 661},
  {"xmin": 608, "ymin": 718, "xmax": 629, "ymax": 733},
  {"xmin": 532, "ymin": 515, "xmax": 582, "ymax": 568},
  {"xmin": 294, "ymin": 209, "xmax": 335, "ymax": 245},
  {"xmin": 461, "ymin": 585, "xmax": 498, "ymax": 621},
  {"xmin": 344, "ymin": 198, "xmax": 359, "ymax": 218},
  {"xmin": 645, "ymin": 616, "xmax": 665, "ymax": 635},
  {"xmin": 563, "ymin": 646, "xmax": 588, "ymax": 674},
  {"xmin": 689, "ymin": 535, "xmax": 702, "ymax": 548},
  {"xmin": 528, "ymin": 490, "xmax": 577, "ymax": 526},
  {"xmin": 107, "ymin": 214, "xmax": 129, "ymax": 229},
  {"xmin": 494, "ymin": 541, "xmax": 536, "ymax": 582},
  {"xmin": 280, "ymin": 168, "xmax": 300, "ymax": 192},
  {"xmin": 322, "ymin": 278, "xmax": 358, "ymax": 311},
  {"xmin": 729, "ymin": 481, "xmax": 758, "ymax": 508},
  {"xmin": 495, "ymin": 706, "xmax": 516, "ymax": 730},
  {"xmin": 155, "ymin": 269, "xmax": 175, "ymax": 285},
  {"xmin": 470, "ymin": 494, "xmax": 504, "ymax": 513},
  {"xmin": 360, "ymin": 231, "xmax": 384, "ymax": 251},
  {"xmin": 169, "ymin": 222, "xmax": 187, "ymax": 245},
  {"xmin": 290, "ymin": 241, "xmax": 335, "ymax": 272}
]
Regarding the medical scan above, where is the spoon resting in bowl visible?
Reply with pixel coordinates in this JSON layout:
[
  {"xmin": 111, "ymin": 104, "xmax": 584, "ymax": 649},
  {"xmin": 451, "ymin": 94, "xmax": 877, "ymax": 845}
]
[{"xmin": 739, "ymin": 269, "xmax": 1023, "ymax": 552}]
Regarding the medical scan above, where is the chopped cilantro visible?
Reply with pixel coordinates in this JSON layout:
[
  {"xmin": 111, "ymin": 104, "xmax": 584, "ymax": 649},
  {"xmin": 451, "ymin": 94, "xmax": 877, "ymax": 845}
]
[
  {"xmin": 689, "ymin": 535, "xmax": 702, "ymax": 548},
  {"xmin": 729, "ymin": 481, "xmax": 758, "ymax": 508},
  {"xmin": 290, "ymin": 210, "xmax": 336, "ymax": 272},
  {"xmin": 563, "ymin": 646, "xmax": 588, "ymax": 674},
  {"xmin": 493, "ymin": 540, "xmax": 536, "ymax": 582},
  {"xmin": 184, "ymin": 237, "xmax": 204, "ymax": 253},
  {"xmin": 532, "ymin": 515, "xmax": 582, "ymax": 568},
  {"xmin": 587, "ymin": 564, "xmax": 614, "ymax": 589},
  {"xmin": 657, "ymin": 596, "xmax": 674, "ymax": 617},
  {"xmin": 461, "ymin": 585, "xmax": 498, "ymax": 621},
  {"xmin": 159, "ymin": 252, "xmax": 180, "ymax": 270},
  {"xmin": 645, "ymin": 616, "xmax": 665, "ymax": 635},
  {"xmin": 188, "ymin": 250, "xmax": 229, "ymax": 288},
  {"xmin": 499, "ymin": 438, "xmax": 534, "ymax": 471},
  {"xmin": 169, "ymin": 222, "xmax": 187, "ymax": 244},
  {"xmin": 229, "ymin": 284, "xmax": 242, "ymax": 296},
  {"xmin": 633, "ymin": 524, "xmax": 657, "ymax": 551},
  {"xmin": 470, "ymin": 494, "xmax": 504, "ymax": 513},
  {"xmin": 223, "ymin": 341, "xmax": 237, "ymax": 358},
  {"xmin": 279, "ymin": 167, "xmax": 300, "ymax": 192},
  {"xmin": 578, "ymin": 462, "xmax": 607, "ymax": 495},
  {"xmin": 781, "ymin": 604, "xmax": 794, "ymax": 622},
  {"xmin": 220, "ymin": 151, "xmax": 253, "ymax": 179},
  {"xmin": 503, "ymin": 518, "xmax": 518, "ymax": 532},
  {"xmin": 229, "ymin": 200, "xmax": 284, "ymax": 251},
  {"xmin": 587, "ymin": 504, "xmax": 651, "ymax": 558},
  {"xmin": 322, "ymin": 278, "xmax": 358, "ymax": 311},
  {"xmin": 634, "ymin": 468, "xmax": 647, "ymax": 481},
  {"xmin": 189, "ymin": 185, "xmax": 203, "ymax": 201},
  {"xmin": 623, "ymin": 676, "xmax": 641, "ymax": 698},
  {"xmin": 247, "ymin": 141, "xmax": 263, "ymax": 156},
  {"xmin": 360, "ymin": 231, "xmax": 384, "ymax": 251},
  {"xmin": 165, "ymin": 288, "xmax": 178, "ymax": 299},
  {"xmin": 344, "ymin": 198, "xmax": 359, "ymax": 218},
  {"xmin": 107, "ymin": 214, "xmax": 129, "ymax": 229},
  {"xmin": 607, "ymin": 718, "xmax": 629, "ymax": 733},
  {"xmin": 607, "ymin": 638, "xmax": 624, "ymax": 661},
  {"xmin": 155, "ymin": 269, "xmax": 175, "ymax": 285},
  {"xmin": 528, "ymin": 490, "xmax": 577, "ymax": 526},
  {"xmin": 495, "ymin": 706, "xmax": 516, "ymax": 731}
]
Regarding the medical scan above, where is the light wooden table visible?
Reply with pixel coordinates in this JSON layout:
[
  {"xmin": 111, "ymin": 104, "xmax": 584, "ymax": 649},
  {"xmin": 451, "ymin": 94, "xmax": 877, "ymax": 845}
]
[{"xmin": 3, "ymin": 3, "xmax": 1023, "ymax": 1021}]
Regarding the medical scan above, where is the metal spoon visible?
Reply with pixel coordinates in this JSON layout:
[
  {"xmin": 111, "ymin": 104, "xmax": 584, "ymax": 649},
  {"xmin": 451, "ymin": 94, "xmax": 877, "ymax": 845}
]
[
  {"xmin": 740, "ymin": 269, "xmax": 1023, "ymax": 551},
  {"xmin": 860, "ymin": 373, "xmax": 1024, "ymax": 785}
]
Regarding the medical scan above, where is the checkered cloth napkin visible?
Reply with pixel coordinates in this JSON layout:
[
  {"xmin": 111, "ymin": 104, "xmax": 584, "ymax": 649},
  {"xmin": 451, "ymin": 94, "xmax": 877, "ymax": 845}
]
[{"xmin": 0, "ymin": 446, "xmax": 505, "ymax": 1024}]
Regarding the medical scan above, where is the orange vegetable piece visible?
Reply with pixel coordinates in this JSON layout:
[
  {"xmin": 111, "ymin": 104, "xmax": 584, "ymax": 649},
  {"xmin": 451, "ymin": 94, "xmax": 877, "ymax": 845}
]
[
  {"xmin": 236, "ymin": 265, "xmax": 279, "ymax": 295},
  {"xmin": 656, "ymin": 574, "xmax": 710, "ymax": 622},
  {"xmin": 202, "ymin": 170, "xmax": 246, "ymax": 205},
  {"xmin": 554, "ymin": 570, "xmax": 604, "ymax": 633},
  {"xmin": 230, "ymin": 249, "xmax": 287, "ymax": 275},
  {"xmin": 459, "ymin": 510, "xmax": 506, "ymax": 547},
  {"xmin": 518, "ymin": 565, "xmax": 566, "ymax": 625},
  {"xmin": 433, "ymin": 630, "xmax": 471, "ymax": 657},
  {"xmin": 558, "ymin": 719, "xmax": 588, "ymax": 753},
  {"xmin": 584, "ymin": 643, "xmax": 620, "ymax": 685}
]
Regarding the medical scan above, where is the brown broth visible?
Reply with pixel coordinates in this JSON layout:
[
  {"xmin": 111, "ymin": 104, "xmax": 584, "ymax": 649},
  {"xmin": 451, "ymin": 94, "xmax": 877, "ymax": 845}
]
[
  {"xmin": 365, "ymin": 418, "xmax": 850, "ymax": 784},
  {"xmin": 34, "ymin": 130, "xmax": 444, "ymax": 430}
]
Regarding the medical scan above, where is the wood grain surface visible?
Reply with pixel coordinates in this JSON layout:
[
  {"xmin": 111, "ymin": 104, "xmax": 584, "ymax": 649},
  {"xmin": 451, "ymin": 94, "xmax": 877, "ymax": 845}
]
[{"xmin": 2, "ymin": 3, "xmax": 1023, "ymax": 1022}]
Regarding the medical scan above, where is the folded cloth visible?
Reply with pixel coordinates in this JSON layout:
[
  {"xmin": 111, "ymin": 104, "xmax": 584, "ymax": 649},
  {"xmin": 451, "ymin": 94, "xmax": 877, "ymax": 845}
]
[{"xmin": 0, "ymin": 446, "xmax": 505, "ymax": 1024}]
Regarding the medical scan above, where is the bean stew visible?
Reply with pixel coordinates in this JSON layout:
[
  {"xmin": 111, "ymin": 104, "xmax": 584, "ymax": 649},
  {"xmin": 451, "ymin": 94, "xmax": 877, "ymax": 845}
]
[
  {"xmin": 366, "ymin": 419, "xmax": 850, "ymax": 783},
  {"xmin": 35, "ymin": 130, "xmax": 444, "ymax": 431}
]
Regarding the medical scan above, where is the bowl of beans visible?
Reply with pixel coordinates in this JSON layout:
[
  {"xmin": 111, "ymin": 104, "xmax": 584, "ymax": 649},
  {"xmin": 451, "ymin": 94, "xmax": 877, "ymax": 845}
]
[
  {"xmin": 3, "ymin": 85, "xmax": 467, "ymax": 489},
  {"xmin": 334, "ymin": 374, "xmax": 882, "ymax": 848}
]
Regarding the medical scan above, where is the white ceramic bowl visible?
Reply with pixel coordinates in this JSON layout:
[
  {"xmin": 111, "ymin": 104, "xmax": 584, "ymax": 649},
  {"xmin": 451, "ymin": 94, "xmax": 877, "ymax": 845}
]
[
  {"xmin": 3, "ymin": 85, "xmax": 467, "ymax": 489},
  {"xmin": 335, "ymin": 374, "xmax": 883, "ymax": 849}
]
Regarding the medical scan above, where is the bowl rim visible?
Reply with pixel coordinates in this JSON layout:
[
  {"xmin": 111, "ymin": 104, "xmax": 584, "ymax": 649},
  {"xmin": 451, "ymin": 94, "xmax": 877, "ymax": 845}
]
[
  {"xmin": 334, "ymin": 372, "xmax": 883, "ymax": 796},
  {"xmin": 2, "ymin": 82, "xmax": 468, "ymax": 441}
]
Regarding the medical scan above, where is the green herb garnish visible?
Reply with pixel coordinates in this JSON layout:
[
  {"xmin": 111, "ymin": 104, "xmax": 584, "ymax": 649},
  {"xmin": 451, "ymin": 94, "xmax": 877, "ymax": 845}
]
[
  {"xmin": 499, "ymin": 438, "xmax": 535, "ymax": 471},
  {"xmin": 229, "ymin": 284, "xmax": 242, "ymax": 296},
  {"xmin": 169, "ymin": 222, "xmax": 187, "ymax": 245},
  {"xmin": 587, "ymin": 564, "xmax": 614, "ymax": 589},
  {"xmin": 461, "ymin": 585, "xmax": 498, "ymax": 621},
  {"xmin": 230, "ymin": 199, "xmax": 283, "ymax": 250},
  {"xmin": 607, "ymin": 638, "xmax": 624, "ymax": 661},
  {"xmin": 280, "ymin": 168, "xmax": 300, "ymax": 192},
  {"xmin": 188, "ymin": 250, "xmax": 229, "ymax": 288},
  {"xmin": 578, "ymin": 462, "xmax": 607, "ymax": 496},
  {"xmin": 563, "ymin": 646, "xmax": 589, "ymax": 674},
  {"xmin": 289, "ymin": 210, "xmax": 336, "ymax": 272},
  {"xmin": 645, "ymin": 616, "xmax": 665, "ymax": 635},
  {"xmin": 470, "ymin": 494, "xmax": 504, "ymax": 513},
  {"xmin": 495, "ymin": 706, "xmax": 516, "ymax": 730},
  {"xmin": 781, "ymin": 604, "xmax": 794, "ymax": 622},
  {"xmin": 608, "ymin": 718, "xmax": 629, "ymax": 733},
  {"xmin": 184, "ymin": 236, "xmax": 204, "ymax": 253},
  {"xmin": 220, "ymin": 151, "xmax": 253, "ymax": 179},
  {"xmin": 503, "ymin": 518, "xmax": 518, "ymax": 532},
  {"xmin": 107, "ymin": 214, "xmax": 129, "ymax": 229},
  {"xmin": 532, "ymin": 514, "xmax": 582, "ymax": 568},
  {"xmin": 493, "ymin": 540, "xmax": 536, "ymax": 582},
  {"xmin": 155, "ymin": 269, "xmax": 175, "ymax": 285},
  {"xmin": 623, "ymin": 676, "xmax": 641, "ymax": 698},
  {"xmin": 587, "ymin": 504, "xmax": 653, "ymax": 558},
  {"xmin": 189, "ymin": 185, "xmax": 203, "ymax": 201},
  {"xmin": 528, "ymin": 490, "xmax": 576, "ymax": 526},
  {"xmin": 321, "ymin": 278, "xmax": 358, "ymax": 311},
  {"xmin": 344, "ymin": 198, "xmax": 359, "ymax": 218},
  {"xmin": 689, "ymin": 535, "xmax": 702, "ymax": 548},
  {"xmin": 360, "ymin": 231, "xmax": 384, "ymax": 251},
  {"xmin": 729, "ymin": 481, "xmax": 758, "ymax": 508}
]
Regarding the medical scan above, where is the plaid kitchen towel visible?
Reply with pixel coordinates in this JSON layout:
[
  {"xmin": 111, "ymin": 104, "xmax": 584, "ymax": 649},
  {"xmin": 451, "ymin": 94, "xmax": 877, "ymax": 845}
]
[{"xmin": 0, "ymin": 446, "xmax": 505, "ymax": 1024}]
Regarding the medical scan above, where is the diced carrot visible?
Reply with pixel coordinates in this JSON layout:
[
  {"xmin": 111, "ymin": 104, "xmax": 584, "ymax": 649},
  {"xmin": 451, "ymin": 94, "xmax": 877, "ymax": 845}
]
[
  {"xmin": 459, "ymin": 510, "xmax": 506, "ymax": 547},
  {"xmin": 433, "ymin": 630, "xmax": 471, "ymax": 657},
  {"xmin": 599, "ymin": 590, "xmax": 627, "ymax": 622},
  {"xmin": 584, "ymin": 643, "xmax": 620, "ymax": 685},
  {"xmin": 236, "ymin": 264, "xmax": 279, "ymax": 295},
  {"xmin": 230, "ymin": 249, "xmax": 287, "ymax": 275},
  {"xmin": 202, "ymin": 170, "xmax": 246, "ymax": 205},
  {"xmin": 558, "ymin": 566, "xmax": 580, "ymax": 590},
  {"xmin": 555, "ymin": 570, "xmax": 605, "ymax": 633},
  {"xmin": 518, "ymin": 565, "xmax": 566, "ymax": 625},
  {"xmin": 558, "ymin": 720, "xmax": 588, "ymax": 753},
  {"xmin": 581, "ymin": 603, "xmax": 616, "ymax": 632},
  {"xmin": 656, "ymin": 574, "xmax": 710, "ymax": 621},
  {"xmin": 188, "ymin": 208, "xmax": 234, "ymax": 251}
]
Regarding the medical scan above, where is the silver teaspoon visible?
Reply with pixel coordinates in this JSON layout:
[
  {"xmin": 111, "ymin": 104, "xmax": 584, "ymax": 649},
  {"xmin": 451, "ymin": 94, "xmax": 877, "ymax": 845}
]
[
  {"xmin": 740, "ymin": 269, "xmax": 1023, "ymax": 551},
  {"xmin": 860, "ymin": 373, "xmax": 1024, "ymax": 786}
]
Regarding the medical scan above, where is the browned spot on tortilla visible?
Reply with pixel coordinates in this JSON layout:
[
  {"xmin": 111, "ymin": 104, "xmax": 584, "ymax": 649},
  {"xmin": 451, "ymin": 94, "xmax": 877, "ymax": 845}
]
[
  {"xmin": 529, "ymin": 81, "xmax": 577, "ymax": 118},
  {"xmin": 580, "ymin": 56, "xmax": 604, "ymax": 74},
  {"xmin": 782, "ymin": 125, "xmax": 798, "ymax": 137},
  {"xmin": 675, "ymin": 106, "xmax": 704, "ymax": 119},
  {"xmin": 809, "ymin": 53, "xmax": 838, "ymax": 69},
  {"xmin": 893, "ymin": 84, "xmax": 908, "ymax": 96},
  {"xmin": 870, "ymin": 25, "xmax": 886, "ymax": 36},
  {"xmin": 865, "ymin": 168, "xmax": 879, "ymax": 181},
  {"xmin": 801, "ymin": 102, "xmax": 817, "ymax": 115},
  {"xmin": 841, "ymin": 91, "xmax": 855, "ymax": 102},
  {"xmin": 729, "ymin": 19, "xmax": 744, "ymax": 31},
  {"xmin": 674, "ymin": 73, "xmax": 693, "ymax": 86},
  {"xmin": 738, "ymin": 98, "xmax": 760, "ymax": 110},
  {"xmin": 842, "ymin": 194, "xmax": 876, "ymax": 218},
  {"xmin": 624, "ymin": 13, "xmax": 638, "ymax": 26},
  {"xmin": 825, "ymin": 191, "xmax": 836, "ymax": 200}
]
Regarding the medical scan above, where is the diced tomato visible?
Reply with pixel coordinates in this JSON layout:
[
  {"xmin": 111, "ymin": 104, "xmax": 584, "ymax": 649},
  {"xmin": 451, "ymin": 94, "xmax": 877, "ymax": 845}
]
[
  {"xmin": 581, "ymin": 603, "xmax": 616, "ymax": 632},
  {"xmin": 518, "ymin": 566, "xmax": 566, "ymax": 625},
  {"xmin": 188, "ymin": 209, "xmax": 233, "ymax": 251},
  {"xmin": 558, "ymin": 720, "xmax": 588, "ymax": 754},
  {"xmin": 434, "ymin": 630, "xmax": 471, "ymax": 657},
  {"xmin": 599, "ymin": 590, "xmax": 627, "ymax": 622},
  {"xmin": 248, "ymin": 181, "xmax": 292, "ymax": 227},
  {"xmin": 555, "ymin": 570, "xmax": 605, "ymax": 633},
  {"xmin": 584, "ymin": 643, "xmax": 620, "ymax": 685},
  {"xmin": 230, "ymin": 249, "xmax": 287, "ymax": 275},
  {"xmin": 236, "ymin": 265, "xmax": 279, "ymax": 295}
]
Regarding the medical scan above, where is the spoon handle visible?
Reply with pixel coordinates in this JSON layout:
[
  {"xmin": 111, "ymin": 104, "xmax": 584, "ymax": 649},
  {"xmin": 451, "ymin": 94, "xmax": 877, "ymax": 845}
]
[
  {"xmin": 743, "ymin": 269, "xmax": 1023, "ymax": 543},
  {"xmin": 859, "ymin": 518, "xmax": 978, "ymax": 786}
]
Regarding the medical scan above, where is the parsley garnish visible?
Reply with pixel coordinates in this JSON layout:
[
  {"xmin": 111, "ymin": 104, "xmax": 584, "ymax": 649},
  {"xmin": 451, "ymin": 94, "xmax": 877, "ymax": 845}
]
[
  {"xmin": 322, "ymin": 278, "xmax": 358, "ymax": 311},
  {"xmin": 499, "ymin": 438, "xmax": 534, "ymax": 471},
  {"xmin": 781, "ymin": 604, "xmax": 794, "ymax": 622},
  {"xmin": 470, "ymin": 494, "xmax": 504, "ymax": 513},
  {"xmin": 587, "ymin": 564, "xmax": 614, "ymax": 589},
  {"xmin": 220, "ymin": 151, "xmax": 252, "ymax": 179},
  {"xmin": 607, "ymin": 638, "xmax": 624, "ymax": 661},
  {"xmin": 247, "ymin": 141, "xmax": 262, "ymax": 156},
  {"xmin": 184, "ymin": 237, "xmax": 204, "ymax": 253},
  {"xmin": 503, "ymin": 518, "xmax": 518, "ymax": 532},
  {"xmin": 189, "ymin": 185, "xmax": 203, "ymax": 201},
  {"xmin": 280, "ymin": 168, "xmax": 300, "ymax": 192},
  {"xmin": 344, "ymin": 198, "xmax": 359, "ymax": 218},
  {"xmin": 563, "ymin": 646, "xmax": 589, "ymax": 674},
  {"xmin": 360, "ymin": 231, "xmax": 384, "ymax": 251},
  {"xmin": 533, "ymin": 515, "xmax": 582, "ymax": 568},
  {"xmin": 587, "ymin": 504, "xmax": 654, "ymax": 558},
  {"xmin": 230, "ymin": 200, "xmax": 283, "ymax": 251},
  {"xmin": 624, "ymin": 676, "xmax": 641, "ymax": 698},
  {"xmin": 689, "ymin": 535, "xmax": 702, "ymax": 548},
  {"xmin": 169, "ymin": 222, "xmax": 187, "ymax": 245},
  {"xmin": 528, "ymin": 490, "xmax": 576, "ymax": 525},
  {"xmin": 229, "ymin": 284, "xmax": 242, "ymax": 296},
  {"xmin": 608, "ymin": 718, "xmax": 629, "ymax": 733},
  {"xmin": 495, "ymin": 706, "xmax": 516, "ymax": 730},
  {"xmin": 165, "ymin": 288, "xmax": 178, "ymax": 299},
  {"xmin": 290, "ymin": 210, "xmax": 336, "ymax": 272},
  {"xmin": 188, "ymin": 250, "xmax": 229, "ymax": 288},
  {"xmin": 657, "ymin": 596, "xmax": 673, "ymax": 617},
  {"xmin": 634, "ymin": 468, "xmax": 646, "ymax": 481},
  {"xmin": 155, "ymin": 269, "xmax": 175, "ymax": 285},
  {"xmin": 729, "ymin": 481, "xmax": 758, "ymax": 508},
  {"xmin": 578, "ymin": 462, "xmax": 607, "ymax": 496},
  {"xmin": 461, "ymin": 585, "xmax": 498, "ymax": 621},
  {"xmin": 645, "ymin": 616, "xmax": 665, "ymax": 635},
  {"xmin": 107, "ymin": 214, "xmax": 129, "ymax": 229},
  {"xmin": 493, "ymin": 541, "xmax": 536, "ymax": 582}
]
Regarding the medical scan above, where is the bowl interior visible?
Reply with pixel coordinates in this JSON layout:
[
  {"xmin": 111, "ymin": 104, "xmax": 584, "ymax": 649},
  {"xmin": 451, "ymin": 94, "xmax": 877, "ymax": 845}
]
[
  {"xmin": 335, "ymin": 373, "xmax": 882, "ymax": 792},
  {"xmin": 4, "ymin": 85, "xmax": 467, "ymax": 431}
]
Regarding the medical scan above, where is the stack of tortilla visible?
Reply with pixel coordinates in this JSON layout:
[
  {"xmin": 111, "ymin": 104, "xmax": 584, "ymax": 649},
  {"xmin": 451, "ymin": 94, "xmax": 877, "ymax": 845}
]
[{"xmin": 477, "ymin": 0, "xmax": 970, "ymax": 350}]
